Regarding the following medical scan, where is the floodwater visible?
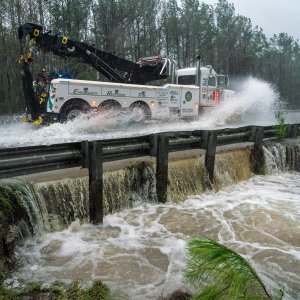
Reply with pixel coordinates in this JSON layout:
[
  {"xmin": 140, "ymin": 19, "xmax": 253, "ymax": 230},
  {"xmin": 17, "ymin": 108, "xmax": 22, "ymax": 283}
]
[
  {"xmin": 0, "ymin": 77, "xmax": 298, "ymax": 148},
  {"xmin": 7, "ymin": 172, "xmax": 300, "ymax": 299},
  {"xmin": 2, "ymin": 77, "xmax": 300, "ymax": 299}
]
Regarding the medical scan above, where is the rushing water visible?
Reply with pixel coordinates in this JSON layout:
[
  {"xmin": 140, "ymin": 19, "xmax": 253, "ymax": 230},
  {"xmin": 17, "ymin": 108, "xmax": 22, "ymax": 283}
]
[
  {"xmin": 6, "ymin": 172, "xmax": 300, "ymax": 299},
  {"xmin": 1, "ymin": 77, "xmax": 300, "ymax": 299},
  {"xmin": 0, "ymin": 77, "xmax": 297, "ymax": 148}
]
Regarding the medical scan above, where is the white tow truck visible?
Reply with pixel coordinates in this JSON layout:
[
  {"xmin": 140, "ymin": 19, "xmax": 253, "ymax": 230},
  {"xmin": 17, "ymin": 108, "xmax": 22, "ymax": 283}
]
[
  {"xmin": 18, "ymin": 23, "xmax": 234, "ymax": 123},
  {"xmin": 47, "ymin": 59, "xmax": 234, "ymax": 122}
]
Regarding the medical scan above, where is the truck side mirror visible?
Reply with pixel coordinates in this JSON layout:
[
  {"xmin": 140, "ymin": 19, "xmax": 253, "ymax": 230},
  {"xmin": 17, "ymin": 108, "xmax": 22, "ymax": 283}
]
[{"xmin": 225, "ymin": 75, "xmax": 229, "ymax": 87}]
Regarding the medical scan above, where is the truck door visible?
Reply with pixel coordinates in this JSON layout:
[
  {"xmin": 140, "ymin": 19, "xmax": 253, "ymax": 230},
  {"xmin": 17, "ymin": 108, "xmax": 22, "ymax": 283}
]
[
  {"xmin": 207, "ymin": 75, "xmax": 217, "ymax": 102},
  {"xmin": 180, "ymin": 88, "xmax": 198, "ymax": 117}
]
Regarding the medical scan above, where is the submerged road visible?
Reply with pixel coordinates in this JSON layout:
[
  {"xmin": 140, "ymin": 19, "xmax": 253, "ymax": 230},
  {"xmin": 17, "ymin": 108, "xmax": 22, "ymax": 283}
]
[
  {"xmin": 0, "ymin": 109, "xmax": 299, "ymax": 149},
  {"xmin": 1, "ymin": 76, "xmax": 299, "ymax": 148}
]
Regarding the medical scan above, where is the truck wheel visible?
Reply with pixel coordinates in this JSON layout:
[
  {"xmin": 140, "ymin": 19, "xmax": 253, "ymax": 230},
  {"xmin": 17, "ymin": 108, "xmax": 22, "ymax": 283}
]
[
  {"xmin": 98, "ymin": 101, "xmax": 121, "ymax": 118},
  {"xmin": 61, "ymin": 102, "xmax": 90, "ymax": 122},
  {"xmin": 130, "ymin": 103, "xmax": 151, "ymax": 122},
  {"xmin": 66, "ymin": 108, "xmax": 83, "ymax": 121}
]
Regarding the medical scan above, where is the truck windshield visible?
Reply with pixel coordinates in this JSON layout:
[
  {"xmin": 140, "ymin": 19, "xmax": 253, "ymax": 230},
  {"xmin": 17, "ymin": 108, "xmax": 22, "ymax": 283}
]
[{"xmin": 178, "ymin": 75, "xmax": 195, "ymax": 85}]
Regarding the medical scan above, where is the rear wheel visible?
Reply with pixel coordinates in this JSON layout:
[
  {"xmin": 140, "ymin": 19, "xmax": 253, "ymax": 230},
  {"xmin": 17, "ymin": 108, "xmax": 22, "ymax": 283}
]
[
  {"xmin": 61, "ymin": 101, "xmax": 91, "ymax": 122},
  {"xmin": 66, "ymin": 108, "xmax": 83, "ymax": 121},
  {"xmin": 130, "ymin": 102, "xmax": 151, "ymax": 122},
  {"xmin": 97, "ymin": 100, "xmax": 122, "ymax": 118}
]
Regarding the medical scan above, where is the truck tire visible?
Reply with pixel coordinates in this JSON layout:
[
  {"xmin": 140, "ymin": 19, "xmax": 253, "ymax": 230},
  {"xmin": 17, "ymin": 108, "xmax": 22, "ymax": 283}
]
[
  {"xmin": 60, "ymin": 101, "xmax": 91, "ymax": 122},
  {"xmin": 129, "ymin": 102, "xmax": 151, "ymax": 122},
  {"xmin": 98, "ymin": 100, "xmax": 121, "ymax": 118}
]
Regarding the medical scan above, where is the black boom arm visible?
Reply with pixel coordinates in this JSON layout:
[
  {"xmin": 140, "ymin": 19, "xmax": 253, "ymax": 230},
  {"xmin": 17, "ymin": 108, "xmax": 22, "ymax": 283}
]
[{"xmin": 18, "ymin": 22, "xmax": 168, "ymax": 85}]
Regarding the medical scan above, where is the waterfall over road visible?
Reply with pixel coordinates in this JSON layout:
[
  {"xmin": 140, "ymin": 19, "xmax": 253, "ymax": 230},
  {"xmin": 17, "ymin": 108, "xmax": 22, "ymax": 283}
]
[{"xmin": 2, "ymin": 140, "xmax": 299, "ymax": 299}]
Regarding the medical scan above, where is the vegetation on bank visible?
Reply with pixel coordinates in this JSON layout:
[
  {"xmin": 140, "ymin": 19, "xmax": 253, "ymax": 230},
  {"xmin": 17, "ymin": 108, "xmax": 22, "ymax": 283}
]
[
  {"xmin": 275, "ymin": 111, "xmax": 288, "ymax": 139},
  {"xmin": 0, "ymin": 183, "xmax": 19, "ymax": 216},
  {"xmin": 0, "ymin": 0, "xmax": 300, "ymax": 114},
  {"xmin": 0, "ymin": 280, "xmax": 114, "ymax": 300}
]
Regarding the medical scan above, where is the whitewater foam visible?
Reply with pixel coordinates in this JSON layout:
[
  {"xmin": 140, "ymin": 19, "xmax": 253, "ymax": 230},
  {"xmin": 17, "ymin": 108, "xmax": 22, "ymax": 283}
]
[{"xmin": 7, "ymin": 172, "xmax": 300, "ymax": 299}]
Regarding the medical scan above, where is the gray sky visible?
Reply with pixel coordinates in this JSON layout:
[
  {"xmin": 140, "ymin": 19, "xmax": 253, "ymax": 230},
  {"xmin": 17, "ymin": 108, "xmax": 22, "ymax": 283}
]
[{"xmin": 202, "ymin": 0, "xmax": 300, "ymax": 41}]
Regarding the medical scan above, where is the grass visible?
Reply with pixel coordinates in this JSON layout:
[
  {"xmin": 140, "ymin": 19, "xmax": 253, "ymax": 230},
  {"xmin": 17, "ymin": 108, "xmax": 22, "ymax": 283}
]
[
  {"xmin": 0, "ymin": 280, "xmax": 115, "ymax": 300},
  {"xmin": 275, "ymin": 111, "xmax": 288, "ymax": 140},
  {"xmin": 0, "ymin": 185, "xmax": 15, "ymax": 215}
]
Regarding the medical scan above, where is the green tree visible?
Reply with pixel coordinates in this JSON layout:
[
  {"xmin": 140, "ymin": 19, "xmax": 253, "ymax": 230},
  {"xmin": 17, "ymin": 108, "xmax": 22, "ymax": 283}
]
[
  {"xmin": 214, "ymin": 0, "xmax": 237, "ymax": 73},
  {"xmin": 0, "ymin": 0, "xmax": 300, "ymax": 114},
  {"xmin": 161, "ymin": 0, "xmax": 182, "ymax": 65},
  {"xmin": 185, "ymin": 237, "xmax": 281, "ymax": 299}
]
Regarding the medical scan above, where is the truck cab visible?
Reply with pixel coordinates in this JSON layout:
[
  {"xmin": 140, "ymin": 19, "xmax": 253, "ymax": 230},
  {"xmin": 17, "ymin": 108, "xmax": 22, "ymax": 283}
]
[{"xmin": 176, "ymin": 66, "xmax": 234, "ymax": 110}]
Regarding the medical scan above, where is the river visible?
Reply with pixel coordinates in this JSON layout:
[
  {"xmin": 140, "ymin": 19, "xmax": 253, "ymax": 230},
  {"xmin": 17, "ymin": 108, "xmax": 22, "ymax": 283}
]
[{"xmin": 5, "ymin": 172, "xmax": 300, "ymax": 299}]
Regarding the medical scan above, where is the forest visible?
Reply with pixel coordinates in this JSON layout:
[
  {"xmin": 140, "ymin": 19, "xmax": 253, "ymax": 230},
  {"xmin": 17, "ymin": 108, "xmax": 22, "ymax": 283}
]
[{"xmin": 0, "ymin": 0, "xmax": 299, "ymax": 114}]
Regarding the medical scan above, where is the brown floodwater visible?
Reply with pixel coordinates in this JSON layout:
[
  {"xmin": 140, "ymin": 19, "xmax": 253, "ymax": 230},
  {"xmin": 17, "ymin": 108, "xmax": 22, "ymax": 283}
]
[{"xmin": 7, "ymin": 172, "xmax": 300, "ymax": 299}]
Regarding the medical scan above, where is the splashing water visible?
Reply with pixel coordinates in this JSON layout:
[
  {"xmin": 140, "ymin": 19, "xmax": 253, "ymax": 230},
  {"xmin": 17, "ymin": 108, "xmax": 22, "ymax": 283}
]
[
  {"xmin": 200, "ymin": 77, "xmax": 283, "ymax": 127},
  {"xmin": 6, "ymin": 172, "xmax": 300, "ymax": 299},
  {"xmin": 0, "ymin": 77, "xmax": 293, "ymax": 148},
  {"xmin": 2, "ymin": 134, "xmax": 300, "ymax": 298}
]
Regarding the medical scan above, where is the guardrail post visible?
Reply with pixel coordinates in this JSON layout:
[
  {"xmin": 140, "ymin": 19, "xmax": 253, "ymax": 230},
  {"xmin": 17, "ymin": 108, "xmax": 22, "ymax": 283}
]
[
  {"xmin": 88, "ymin": 141, "xmax": 103, "ymax": 224},
  {"xmin": 156, "ymin": 134, "xmax": 169, "ymax": 203},
  {"xmin": 250, "ymin": 126, "xmax": 264, "ymax": 174},
  {"xmin": 149, "ymin": 134, "xmax": 157, "ymax": 157},
  {"xmin": 81, "ymin": 140, "xmax": 89, "ymax": 168},
  {"xmin": 204, "ymin": 131, "xmax": 217, "ymax": 189}
]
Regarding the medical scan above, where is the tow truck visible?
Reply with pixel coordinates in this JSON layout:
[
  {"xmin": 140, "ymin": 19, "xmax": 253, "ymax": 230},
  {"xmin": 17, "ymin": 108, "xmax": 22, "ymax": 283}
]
[{"xmin": 18, "ymin": 22, "xmax": 234, "ymax": 124}]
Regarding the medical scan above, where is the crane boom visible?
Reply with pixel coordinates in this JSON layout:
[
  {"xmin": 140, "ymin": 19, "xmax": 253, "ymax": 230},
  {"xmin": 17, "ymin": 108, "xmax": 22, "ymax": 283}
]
[
  {"xmin": 17, "ymin": 22, "xmax": 169, "ymax": 122},
  {"xmin": 18, "ymin": 22, "xmax": 168, "ymax": 85},
  {"xmin": 17, "ymin": 23, "xmax": 234, "ymax": 125}
]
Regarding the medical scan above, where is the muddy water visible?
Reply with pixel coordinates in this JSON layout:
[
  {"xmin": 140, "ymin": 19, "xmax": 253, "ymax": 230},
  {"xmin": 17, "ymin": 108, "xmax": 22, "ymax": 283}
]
[{"xmin": 8, "ymin": 172, "xmax": 300, "ymax": 299}]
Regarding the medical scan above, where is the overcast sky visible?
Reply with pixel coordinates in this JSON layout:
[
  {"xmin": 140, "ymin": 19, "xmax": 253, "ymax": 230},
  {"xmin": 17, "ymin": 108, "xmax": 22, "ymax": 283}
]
[{"xmin": 202, "ymin": 0, "xmax": 300, "ymax": 41}]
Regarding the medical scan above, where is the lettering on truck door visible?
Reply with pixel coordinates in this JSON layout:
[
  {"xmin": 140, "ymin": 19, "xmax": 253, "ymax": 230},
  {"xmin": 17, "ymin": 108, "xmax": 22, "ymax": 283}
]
[
  {"xmin": 68, "ymin": 83, "xmax": 101, "ymax": 97},
  {"xmin": 169, "ymin": 89, "xmax": 180, "ymax": 107},
  {"xmin": 168, "ymin": 88, "xmax": 181, "ymax": 115},
  {"xmin": 180, "ymin": 88, "xmax": 198, "ymax": 117},
  {"xmin": 156, "ymin": 89, "xmax": 169, "ymax": 117}
]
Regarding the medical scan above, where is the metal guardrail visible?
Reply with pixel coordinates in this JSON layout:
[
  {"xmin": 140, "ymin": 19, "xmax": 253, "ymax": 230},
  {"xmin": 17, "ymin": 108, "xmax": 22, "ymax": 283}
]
[
  {"xmin": 1, "ymin": 123, "xmax": 299, "ymax": 224},
  {"xmin": 0, "ymin": 124, "xmax": 299, "ymax": 180},
  {"xmin": 0, "ymin": 143, "xmax": 82, "ymax": 178}
]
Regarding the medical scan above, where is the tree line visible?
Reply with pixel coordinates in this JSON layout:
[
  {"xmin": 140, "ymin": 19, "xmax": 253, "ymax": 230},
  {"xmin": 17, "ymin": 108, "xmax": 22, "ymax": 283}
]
[{"xmin": 0, "ymin": 0, "xmax": 299, "ymax": 114}]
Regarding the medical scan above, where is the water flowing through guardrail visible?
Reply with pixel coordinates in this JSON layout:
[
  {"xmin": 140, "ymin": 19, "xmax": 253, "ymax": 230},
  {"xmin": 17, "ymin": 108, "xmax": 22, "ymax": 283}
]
[{"xmin": 1, "ymin": 140, "xmax": 300, "ymax": 299}]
